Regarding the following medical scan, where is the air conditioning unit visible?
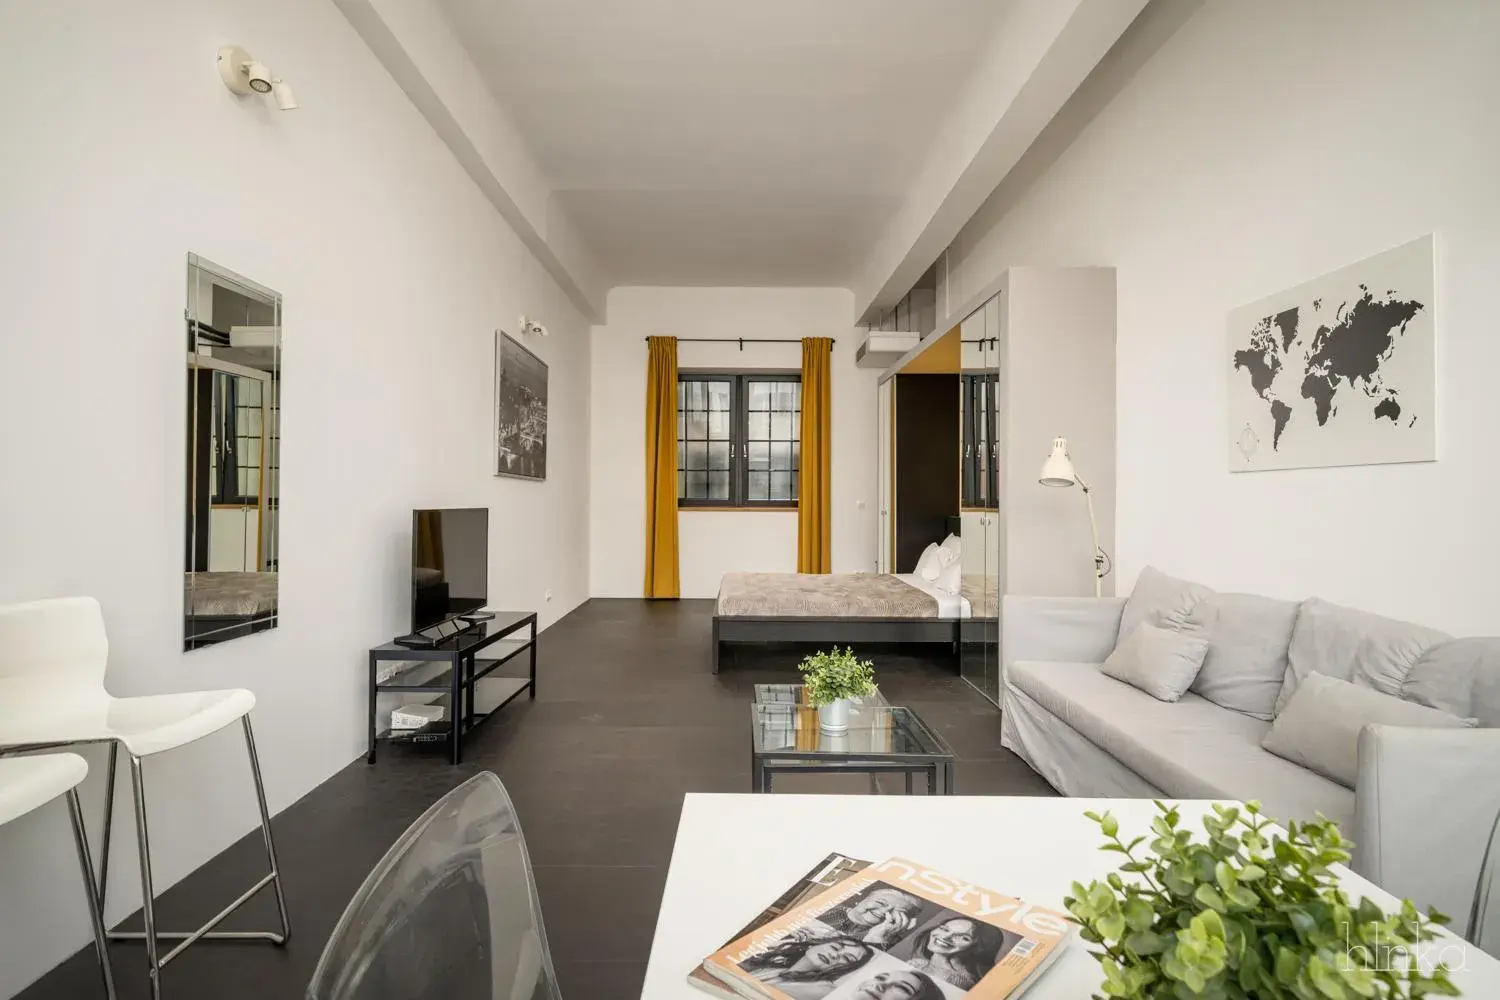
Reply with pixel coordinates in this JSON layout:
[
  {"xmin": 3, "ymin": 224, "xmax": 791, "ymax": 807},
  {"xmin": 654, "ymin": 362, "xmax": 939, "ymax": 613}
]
[{"xmin": 855, "ymin": 330, "xmax": 921, "ymax": 369}]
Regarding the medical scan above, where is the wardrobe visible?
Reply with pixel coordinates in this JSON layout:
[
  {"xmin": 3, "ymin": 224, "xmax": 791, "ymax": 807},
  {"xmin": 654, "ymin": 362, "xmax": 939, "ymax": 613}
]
[{"xmin": 877, "ymin": 266, "xmax": 1117, "ymax": 705}]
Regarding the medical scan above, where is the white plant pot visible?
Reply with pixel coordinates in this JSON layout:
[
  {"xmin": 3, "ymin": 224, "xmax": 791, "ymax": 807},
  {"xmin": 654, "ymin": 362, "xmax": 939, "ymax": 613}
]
[{"xmin": 818, "ymin": 698, "xmax": 851, "ymax": 733}]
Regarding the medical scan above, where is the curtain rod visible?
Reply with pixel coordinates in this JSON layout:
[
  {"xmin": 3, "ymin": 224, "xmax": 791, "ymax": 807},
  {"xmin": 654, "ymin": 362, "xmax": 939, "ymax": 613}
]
[{"xmin": 643, "ymin": 337, "xmax": 827, "ymax": 351}]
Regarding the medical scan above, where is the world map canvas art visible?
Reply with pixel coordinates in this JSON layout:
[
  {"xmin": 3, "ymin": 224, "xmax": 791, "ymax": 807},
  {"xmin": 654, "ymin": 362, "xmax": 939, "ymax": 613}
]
[{"xmin": 1227, "ymin": 235, "xmax": 1434, "ymax": 472}]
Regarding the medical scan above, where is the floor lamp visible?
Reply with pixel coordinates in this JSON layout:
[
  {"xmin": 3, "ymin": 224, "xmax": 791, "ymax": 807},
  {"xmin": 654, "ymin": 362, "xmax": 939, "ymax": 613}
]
[{"xmin": 1039, "ymin": 436, "xmax": 1105, "ymax": 597}]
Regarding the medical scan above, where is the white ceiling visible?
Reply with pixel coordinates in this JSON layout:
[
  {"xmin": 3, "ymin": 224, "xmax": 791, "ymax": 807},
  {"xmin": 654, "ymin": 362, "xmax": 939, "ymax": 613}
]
[{"xmin": 439, "ymin": 0, "xmax": 1013, "ymax": 288}]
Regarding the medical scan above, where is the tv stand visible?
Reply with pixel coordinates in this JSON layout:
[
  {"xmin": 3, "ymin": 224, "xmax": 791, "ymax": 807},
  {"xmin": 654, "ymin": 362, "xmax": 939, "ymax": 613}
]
[
  {"xmin": 367, "ymin": 610, "xmax": 538, "ymax": 765},
  {"xmin": 393, "ymin": 615, "xmax": 482, "ymax": 649}
]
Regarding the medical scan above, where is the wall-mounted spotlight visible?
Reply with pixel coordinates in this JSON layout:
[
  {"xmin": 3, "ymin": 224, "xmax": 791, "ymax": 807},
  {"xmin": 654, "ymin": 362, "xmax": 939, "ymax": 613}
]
[
  {"xmin": 518, "ymin": 314, "xmax": 549, "ymax": 338},
  {"xmin": 218, "ymin": 45, "xmax": 297, "ymax": 110}
]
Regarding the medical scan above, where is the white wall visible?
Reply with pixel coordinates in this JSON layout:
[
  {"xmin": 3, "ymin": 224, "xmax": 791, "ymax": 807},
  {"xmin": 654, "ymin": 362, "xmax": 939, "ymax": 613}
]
[
  {"xmin": 0, "ymin": 1, "xmax": 589, "ymax": 994},
  {"xmin": 590, "ymin": 287, "xmax": 875, "ymax": 598},
  {"xmin": 944, "ymin": 0, "xmax": 1500, "ymax": 633}
]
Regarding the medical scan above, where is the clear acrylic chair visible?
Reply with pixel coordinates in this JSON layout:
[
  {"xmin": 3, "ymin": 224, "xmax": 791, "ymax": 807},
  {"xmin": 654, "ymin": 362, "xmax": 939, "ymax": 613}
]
[
  {"xmin": 0, "ymin": 753, "xmax": 115, "ymax": 998},
  {"xmin": 0, "ymin": 597, "xmax": 289, "ymax": 999},
  {"xmin": 1471, "ymin": 805, "xmax": 1500, "ymax": 958},
  {"xmin": 307, "ymin": 772, "xmax": 562, "ymax": 1000}
]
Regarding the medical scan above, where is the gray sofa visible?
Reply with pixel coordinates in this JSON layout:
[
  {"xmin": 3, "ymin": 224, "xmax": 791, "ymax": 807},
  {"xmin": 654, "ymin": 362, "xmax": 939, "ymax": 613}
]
[{"xmin": 999, "ymin": 573, "xmax": 1500, "ymax": 934}]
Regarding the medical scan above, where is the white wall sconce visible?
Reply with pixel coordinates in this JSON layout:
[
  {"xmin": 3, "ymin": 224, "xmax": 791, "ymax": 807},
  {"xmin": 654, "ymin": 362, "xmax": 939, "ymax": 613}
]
[
  {"xmin": 518, "ymin": 314, "xmax": 549, "ymax": 337},
  {"xmin": 218, "ymin": 46, "xmax": 297, "ymax": 110}
]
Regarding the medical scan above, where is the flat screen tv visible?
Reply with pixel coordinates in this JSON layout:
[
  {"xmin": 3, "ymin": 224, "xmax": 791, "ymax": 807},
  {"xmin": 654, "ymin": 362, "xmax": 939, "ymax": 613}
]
[{"xmin": 411, "ymin": 508, "xmax": 488, "ymax": 632}]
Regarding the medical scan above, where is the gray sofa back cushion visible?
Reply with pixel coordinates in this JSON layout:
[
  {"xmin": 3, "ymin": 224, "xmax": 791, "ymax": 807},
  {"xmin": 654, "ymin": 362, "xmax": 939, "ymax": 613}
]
[
  {"xmin": 1187, "ymin": 592, "xmax": 1300, "ymax": 721},
  {"xmin": 1402, "ymin": 637, "xmax": 1500, "ymax": 728},
  {"xmin": 1102, "ymin": 623, "xmax": 1210, "ymax": 702},
  {"xmin": 1118, "ymin": 566, "xmax": 1212, "ymax": 644},
  {"xmin": 1264, "ymin": 673, "xmax": 1474, "ymax": 788},
  {"xmin": 1276, "ymin": 597, "xmax": 1450, "ymax": 716}
]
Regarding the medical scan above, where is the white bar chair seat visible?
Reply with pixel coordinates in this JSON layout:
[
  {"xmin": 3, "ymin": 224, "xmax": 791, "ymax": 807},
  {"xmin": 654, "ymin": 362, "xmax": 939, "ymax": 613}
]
[
  {"xmin": 0, "ymin": 688, "xmax": 257, "ymax": 758},
  {"xmin": 0, "ymin": 753, "xmax": 116, "ymax": 997},
  {"xmin": 0, "ymin": 597, "xmax": 288, "ymax": 1000}
]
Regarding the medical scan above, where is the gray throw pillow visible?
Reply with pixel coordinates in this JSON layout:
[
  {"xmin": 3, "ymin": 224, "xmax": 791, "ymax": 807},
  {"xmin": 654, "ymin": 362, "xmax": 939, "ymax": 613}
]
[
  {"xmin": 1402, "ymin": 637, "xmax": 1500, "ymax": 728},
  {"xmin": 1263, "ymin": 672, "xmax": 1475, "ymax": 788},
  {"xmin": 1275, "ymin": 597, "xmax": 1450, "ymax": 716},
  {"xmin": 1102, "ymin": 623, "xmax": 1210, "ymax": 703},
  {"xmin": 1118, "ymin": 566, "xmax": 1213, "ymax": 645},
  {"xmin": 1188, "ymin": 592, "xmax": 1300, "ymax": 721}
]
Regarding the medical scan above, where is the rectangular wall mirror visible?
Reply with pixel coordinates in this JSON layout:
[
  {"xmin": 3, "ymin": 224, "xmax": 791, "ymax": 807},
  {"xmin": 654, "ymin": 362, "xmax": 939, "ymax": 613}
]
[{"xmin": 185, "ymin": 254, "xmax": 281, "ymax": 650}]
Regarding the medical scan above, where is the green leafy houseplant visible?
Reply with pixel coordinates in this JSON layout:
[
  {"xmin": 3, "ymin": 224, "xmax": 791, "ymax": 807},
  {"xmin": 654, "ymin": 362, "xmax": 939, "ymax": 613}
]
[
  {"xmin": 1064, "ymin": 801, "xmax": 1460, "ymax": 1000},
  {"xmin": 797, "ymin": 647, "xmax": 877, "ymax": 706}
]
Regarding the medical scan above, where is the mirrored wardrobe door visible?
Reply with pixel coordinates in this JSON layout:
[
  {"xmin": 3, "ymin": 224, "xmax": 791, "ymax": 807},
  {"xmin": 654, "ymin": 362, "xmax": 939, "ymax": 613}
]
[
  {"xmin": 983, "ymin": 292, "xmax": 1004, "ymax": 702},
  {"xmin": 958, "ymin": 301, "xmax": 990, "ymax": 696},
  {"xmin": 185, "ymin": 254, "xmax": 282, "ymax": 650}
]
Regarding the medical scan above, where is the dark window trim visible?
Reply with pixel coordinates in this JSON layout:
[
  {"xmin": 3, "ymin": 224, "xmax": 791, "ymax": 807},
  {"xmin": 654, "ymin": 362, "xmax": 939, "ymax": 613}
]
[
  {"xmin": 961, "ymin": 372, "xmax": 999, "ymax": 510},
  {"xmin": 678, "ymin": 369, "xmax": 800, "ymax": 509}
]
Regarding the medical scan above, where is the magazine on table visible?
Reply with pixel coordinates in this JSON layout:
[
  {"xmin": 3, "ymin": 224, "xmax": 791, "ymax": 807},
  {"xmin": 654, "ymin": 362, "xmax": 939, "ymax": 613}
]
[
  {"xmin": 699, "ymin": 856, "xmax": 1072, "ymax": 1000},
  {"xmin": 689, "ymin": 853, "xmax": 872, "ymax": 999}
]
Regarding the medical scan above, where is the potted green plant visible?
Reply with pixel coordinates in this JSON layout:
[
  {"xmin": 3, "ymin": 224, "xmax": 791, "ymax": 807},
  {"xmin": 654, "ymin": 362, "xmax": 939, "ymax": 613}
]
[
  {"xmin": 1065, "ymin": 801, "xmax": 1460, "ymax": 999},
  {"xmin": 798, "ymin": 647, "xmax": 877, "ymax": 732}
]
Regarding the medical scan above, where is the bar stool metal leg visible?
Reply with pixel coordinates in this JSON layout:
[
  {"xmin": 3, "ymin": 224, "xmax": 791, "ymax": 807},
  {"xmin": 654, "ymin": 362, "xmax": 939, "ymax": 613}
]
[
  {"xmin": 96, "ymin": 741, "xmax": 118, "ymax": 912},
  {"xmin": 128, "ymin": 756, "xmax": 162, "ymax": 1000},
  {"xmin": 66, "ymin": 787, "xmax": 117, "ymax": 1000},
  {"xmin": 243, "ymin": 716, "xmax": 291, "ymax": 942}
]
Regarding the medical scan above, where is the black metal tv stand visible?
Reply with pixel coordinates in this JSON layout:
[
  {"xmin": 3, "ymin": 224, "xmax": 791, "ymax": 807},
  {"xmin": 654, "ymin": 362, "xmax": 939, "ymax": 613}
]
[{"xmin": 367, "ymin": 611, "xmax": 537, "ymax": 765}]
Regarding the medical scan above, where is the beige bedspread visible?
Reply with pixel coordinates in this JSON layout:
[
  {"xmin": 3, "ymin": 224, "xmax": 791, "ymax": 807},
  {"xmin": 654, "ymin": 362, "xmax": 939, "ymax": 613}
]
[
  {"xmin": 186, "ymin": 572, "xmax": 278, "ymax": 617},
  {"xmin": 717, "ymin": 572, "xmax": 938, "ymax": 618}
]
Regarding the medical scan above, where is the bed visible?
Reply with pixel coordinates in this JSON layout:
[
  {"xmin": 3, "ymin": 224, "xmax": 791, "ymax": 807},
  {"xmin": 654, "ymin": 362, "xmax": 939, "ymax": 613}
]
[
  {"xmin": 184, "ymin": 571, "xmax": 278, "ymax": 647},
  {"xmin": 711, "ymin": 571, "xmax": 970, "ymax": 673}
]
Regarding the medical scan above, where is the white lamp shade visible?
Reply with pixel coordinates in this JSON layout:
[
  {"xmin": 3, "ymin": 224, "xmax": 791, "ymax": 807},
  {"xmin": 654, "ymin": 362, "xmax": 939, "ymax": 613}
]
[{"xmin": 1039, "ymin": 436, "xmax": 1077, "ymax": 488}]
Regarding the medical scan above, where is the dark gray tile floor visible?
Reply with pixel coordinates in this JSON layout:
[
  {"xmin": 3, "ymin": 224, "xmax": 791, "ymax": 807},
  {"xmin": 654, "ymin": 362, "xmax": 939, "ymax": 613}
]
[{"xmin": 17, "ymin": 598, "xmax": 1053, "ymax": 1000}]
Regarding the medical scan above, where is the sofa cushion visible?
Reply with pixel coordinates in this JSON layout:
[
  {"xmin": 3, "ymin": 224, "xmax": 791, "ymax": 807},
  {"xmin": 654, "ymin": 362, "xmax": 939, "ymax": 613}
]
[
  {"xmin": 1402, "ymin": 637, "xmax": 1500, "ymax": 728},
  {"xmin": 1264, "ymin": 673, "xmax": 1475, "ymax": 788},
  {"xmin": 1102, "ymin": 623, "xmax": 1210, "ymax": 702},
  {"xmin": 1187, "ymin": 592, "xmax": 1300, "ymax": 721},
  {"xmin": 1118, "ymin": 567, "xmax": 1213, "ymax": 645},
  {"xmin": 1275, "ymin": 597, "xmax": 1451, "ymax": 716},
  {"xmin": 1008, "ymin": 660, "xmax": 1353, "ymax": 832}
]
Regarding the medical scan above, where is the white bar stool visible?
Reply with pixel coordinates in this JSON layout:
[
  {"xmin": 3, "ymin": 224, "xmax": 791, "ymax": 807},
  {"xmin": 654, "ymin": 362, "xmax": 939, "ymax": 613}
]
[
  {"xmin": 0, "ymin": 752, "xmax": 115, "ymax": 998},
  {"xmin": 0, "ymin": 597, "xmax": 289, "ymax": 999}
]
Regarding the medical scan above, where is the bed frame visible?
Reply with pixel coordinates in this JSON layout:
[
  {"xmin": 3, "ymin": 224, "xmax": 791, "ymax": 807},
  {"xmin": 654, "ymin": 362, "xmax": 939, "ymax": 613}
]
[{"xmin": 711, "ymin": 615, "xmax": 960, "ymax": 673}]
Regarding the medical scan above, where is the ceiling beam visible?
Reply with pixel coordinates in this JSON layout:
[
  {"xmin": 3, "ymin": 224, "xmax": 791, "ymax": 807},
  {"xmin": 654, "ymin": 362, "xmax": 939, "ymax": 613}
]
[
  {"xmin": 332, "ymin": 0, "xmax": 607, "ymax": 322},
  {"xmin": 852, "ymin": 0, "xmax": 1149, "ymax": 325}
]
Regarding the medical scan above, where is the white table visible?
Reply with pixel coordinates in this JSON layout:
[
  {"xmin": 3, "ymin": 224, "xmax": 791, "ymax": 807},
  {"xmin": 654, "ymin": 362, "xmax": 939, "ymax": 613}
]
[{"xmin": 642, "ymin": 794, "xmax": 1500, "ymax": 997}]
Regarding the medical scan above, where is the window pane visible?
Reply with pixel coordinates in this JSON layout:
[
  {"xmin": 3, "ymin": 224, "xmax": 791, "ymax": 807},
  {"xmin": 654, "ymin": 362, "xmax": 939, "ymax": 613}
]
[
  {"xmin": 709, "ymin": 441, "xmax": 730, "ymax": 470},
  {"xmin": 770, "ymin": 441, "xmax": 791, "ymax": 470},
  {"xmin": 747, "ymin": 412, "xmax": 770, "ymax": 440},
  {"xmin": 776, "ymin": 382, "xmax": 799, "ymax": 408},
  {"xmin": 791, "ymin": 471, "xmax": 799, "ymax": 498},
  {"xmin": 748, "ymin": 381, "xmax": 771, "ymax": 409},
  {"xmin": 770, "ymin": 471, "xmax": 792, "ymax": 500},
  {"xmin": 770, "ymin": 412, "xmax": 793, "ymax": 440},
  {"xmin": 677, "ymin": 441, "xmax": 685, "ymax": 470},
  {"xmin": 686, "ymin": 441, "xmax": 707, "ymax": 470},
  {"xmin": 687, "ymin": 411, "xmax": 707, "ymax": 439},
  {"xmin": 677, "ymin": 411, "xmax": 685, "ymax": 439},
  {"xmin": 709, "ymin": 470, "xmax": 730, "ymax": 499},
  {"xmin": 748, "ymin": 471, "xmax": 769, "ymax": 501},
  {"xmin": 709, "ymin": 382, "xmax": 731, "ymax": 411},
  {"xmin": 708, "ymin": 411, "xmax": 729, "ymax": 438},
  {"xmin": 687, "ymin": 471, "xmax": 708, "ymax": 498},
  {"xmin": 678, "ymin": 470, "xmax": 685, "ymax": 496},
  {"xmin": 748, "ymin": 442, "xmax": 770, "ymax": 470},
  {"xmin": 792, "ymin": 441, "xmax": 801, "ymax": 470}
]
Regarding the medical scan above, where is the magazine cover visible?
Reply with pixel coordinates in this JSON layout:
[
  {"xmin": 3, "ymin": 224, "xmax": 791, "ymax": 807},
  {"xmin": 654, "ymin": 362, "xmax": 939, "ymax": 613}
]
[
  {"xmin": 689, "ymin": 854, "xmax": 872, "ymax": 998},
  {"xmin": 704, "ymin": 857, "xmax": 1072, "ymax": 1000}
]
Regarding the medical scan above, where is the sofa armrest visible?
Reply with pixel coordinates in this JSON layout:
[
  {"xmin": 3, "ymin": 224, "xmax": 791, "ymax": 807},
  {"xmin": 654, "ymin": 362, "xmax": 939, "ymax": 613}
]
[
  {"xmin": 1001, "ymin": 595, "xmax": 1125, "ymax": 668},
  {"xmin": 1354, "ymin": 724, "xmax": 1500, "ymax": 936}
]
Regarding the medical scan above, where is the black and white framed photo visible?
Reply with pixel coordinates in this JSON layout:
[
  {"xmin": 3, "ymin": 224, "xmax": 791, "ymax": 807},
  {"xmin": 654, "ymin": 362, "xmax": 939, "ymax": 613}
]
[{"xmin": 494, "ymin": 331, "xmax": 548, "ymax": 480}]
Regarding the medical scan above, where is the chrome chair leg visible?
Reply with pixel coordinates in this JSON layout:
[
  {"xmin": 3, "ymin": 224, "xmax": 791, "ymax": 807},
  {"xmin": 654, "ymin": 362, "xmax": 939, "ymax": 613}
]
[
  {"xmin": 67, "ymin": 788, "xmax": 117, "ymax": 1000},
  {"xmin": 242, "ymin": 716, "xmax": 291, "ymax": 943},
  {"xmin": 128, "ymin": 756, "xmax": 162, "ymax": 1000},
  {"xmin": 97, "ymin": 740, "xmax": 118, "ymax": 911}
]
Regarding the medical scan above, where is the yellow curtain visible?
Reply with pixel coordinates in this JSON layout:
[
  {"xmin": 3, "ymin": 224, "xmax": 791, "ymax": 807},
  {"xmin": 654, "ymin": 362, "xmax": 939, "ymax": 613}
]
[
  {"xmin": 643, "ymin": 336, "xmax": 681, "ymax": 598},
  {"xmin": 797, "ymin": 337, "xmax": 833, "ymax": 573}
]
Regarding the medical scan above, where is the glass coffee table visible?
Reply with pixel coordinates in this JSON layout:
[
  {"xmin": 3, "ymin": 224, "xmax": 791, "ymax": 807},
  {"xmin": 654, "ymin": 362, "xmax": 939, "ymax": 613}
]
[{"xmin": 750, "ymin": 684, "xmax": 956, "ymax": 795}]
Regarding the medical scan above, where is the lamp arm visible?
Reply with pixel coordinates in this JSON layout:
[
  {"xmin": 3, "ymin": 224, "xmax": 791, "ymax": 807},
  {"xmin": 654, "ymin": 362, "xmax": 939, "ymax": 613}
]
[{"xmin": 1079, "ymin": 477, "xmax": 1103, "ymax": 598}]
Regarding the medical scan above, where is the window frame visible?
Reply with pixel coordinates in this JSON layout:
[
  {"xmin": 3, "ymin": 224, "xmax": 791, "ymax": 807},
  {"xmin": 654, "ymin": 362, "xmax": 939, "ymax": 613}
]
[
  {"xmin": 677, "ymin": 369, "xmax": 801, "ymax": 510},
  {"xmin": 961, "ymin": 371, "xmax": 999, "ymax": 510}
]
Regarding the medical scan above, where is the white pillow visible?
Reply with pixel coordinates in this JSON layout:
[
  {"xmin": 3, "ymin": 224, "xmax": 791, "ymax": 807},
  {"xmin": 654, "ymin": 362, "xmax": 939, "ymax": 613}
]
[
  {"xmin": 914, "ymin": 543, "xmax": 946, "ymax": 582},
  {"xmin": 940, "ymin": 533, "xmax": 962, "ymax": 562},
  {"xmin": 933, "ymin": 559, "xmax": 963, "ymax": 596},
  {"xmin": 1263, "ymin": 673, "xmax": 1475, "ymax": 788},
  {"xmin": 1101, "ymin": 623, "xmax": 1210, "ymax": 702}
]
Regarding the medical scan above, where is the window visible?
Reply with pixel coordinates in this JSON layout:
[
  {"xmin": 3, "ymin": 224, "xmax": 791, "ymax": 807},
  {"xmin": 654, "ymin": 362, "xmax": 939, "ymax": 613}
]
[
  {"xmin": 678, "ymin": 372, "xmax": 800, "ymax": 507},
  {"xmin": 208, "ymin": 371, "xmax": 279, "ymax": 506},
  {"xmin": 961, "ymin": 372, "xmax": 998, "ymax": 509}
]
